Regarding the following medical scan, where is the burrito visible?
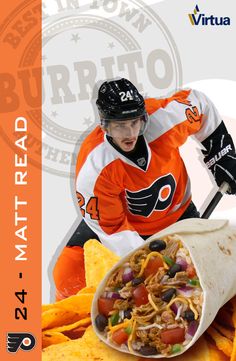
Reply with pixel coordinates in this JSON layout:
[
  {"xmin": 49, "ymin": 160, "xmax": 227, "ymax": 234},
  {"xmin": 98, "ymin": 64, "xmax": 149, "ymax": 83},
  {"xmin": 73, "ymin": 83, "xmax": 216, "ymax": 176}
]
[{"xmin": 92, "ymin": 219, "xmax": 236, "ymax": 358}]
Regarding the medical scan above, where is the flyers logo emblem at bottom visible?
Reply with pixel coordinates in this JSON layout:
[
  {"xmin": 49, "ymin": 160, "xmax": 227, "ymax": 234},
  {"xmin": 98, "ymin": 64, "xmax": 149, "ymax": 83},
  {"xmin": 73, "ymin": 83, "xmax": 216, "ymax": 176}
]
[
  {"xmin": 126, "ymin": 174, "xmax": 176, "ymax": 217},
  {"xmin": 7, "ymin": 333, "xmax": 36, "ymax": 353}
]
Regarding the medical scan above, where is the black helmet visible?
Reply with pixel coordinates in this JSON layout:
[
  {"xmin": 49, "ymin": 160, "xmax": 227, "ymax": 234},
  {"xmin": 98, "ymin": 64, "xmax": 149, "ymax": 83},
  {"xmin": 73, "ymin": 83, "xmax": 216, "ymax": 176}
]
[{"xmin": 96, "ymin": 78, "xmax": 146, "ymax": 121}]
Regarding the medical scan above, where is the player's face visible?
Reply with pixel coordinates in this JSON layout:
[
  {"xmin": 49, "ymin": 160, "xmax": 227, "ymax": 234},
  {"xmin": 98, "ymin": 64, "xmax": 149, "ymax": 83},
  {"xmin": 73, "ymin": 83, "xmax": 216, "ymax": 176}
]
[{"xmin": 106, "ymin": 118, "xmax": 142, "ymax": 152}]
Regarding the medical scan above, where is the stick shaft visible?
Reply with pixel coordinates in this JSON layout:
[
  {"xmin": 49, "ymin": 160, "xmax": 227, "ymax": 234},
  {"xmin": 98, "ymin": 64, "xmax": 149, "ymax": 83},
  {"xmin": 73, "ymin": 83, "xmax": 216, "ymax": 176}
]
[{"xmin": 201, "ymin": 182, "xmax": 230, "ymax": 219}]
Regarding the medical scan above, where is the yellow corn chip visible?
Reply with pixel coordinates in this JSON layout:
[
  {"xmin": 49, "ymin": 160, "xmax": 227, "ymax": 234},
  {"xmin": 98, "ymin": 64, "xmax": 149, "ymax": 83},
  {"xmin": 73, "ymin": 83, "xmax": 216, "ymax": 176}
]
[
  {"xmin": 48, "ymin": 317, "xmax": 91, "ymax": 333},
  {"xmin": 42, "ymin": 325, "xmax": 138, "ymax": 361},
  {"xmin": 207, "ymin": 343, "xmax": 230, "ymax": 361},
  {"xmin": 207, "ymin": 326, "xmax": 233, "ymax": 357},
  {"xmin": 84, "ymin": 239, "xmax": 120, "ymax": 288},
  {"xmin": 42, "ymin": 308, "xmax": 81, "ymax": 330},
  {"xmin": 42, "ymin": 331, "xmax": 70, "ymax": 348},
  {"xmin": 42, "ymin": 304, "xmax": 55, "ymax": 312},
  {"xmin": 230, "ymin": 298, "xmax": 236, "ymax": 361},
  {"xmin": 231, "ymin": 296, "xmax": 236, "ymax": 327},
  {"xmin": 213, "ymin": 322, "xmax": 234, "ymax": 341},
  {"xmin": 55, "ymin": 293, "xmax": 93, "ymax": 315},
  {"xmin": 77, "ymin": 286, "xmax": 96, "ymax": 294}
]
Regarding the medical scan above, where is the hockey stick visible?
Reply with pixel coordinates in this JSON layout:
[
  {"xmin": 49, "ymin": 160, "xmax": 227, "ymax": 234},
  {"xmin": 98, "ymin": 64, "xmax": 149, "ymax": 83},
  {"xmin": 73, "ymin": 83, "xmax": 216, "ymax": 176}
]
[{"xmin": 201, "ymin": 181, "xmax": 230, "ymax": 219}]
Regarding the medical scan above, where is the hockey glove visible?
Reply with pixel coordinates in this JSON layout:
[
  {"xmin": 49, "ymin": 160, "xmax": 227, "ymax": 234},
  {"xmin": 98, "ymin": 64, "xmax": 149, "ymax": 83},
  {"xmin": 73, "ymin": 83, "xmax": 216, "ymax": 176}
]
[{"xmin": 201, "ymin": 121, "xmax": 236, "ymax": 194}]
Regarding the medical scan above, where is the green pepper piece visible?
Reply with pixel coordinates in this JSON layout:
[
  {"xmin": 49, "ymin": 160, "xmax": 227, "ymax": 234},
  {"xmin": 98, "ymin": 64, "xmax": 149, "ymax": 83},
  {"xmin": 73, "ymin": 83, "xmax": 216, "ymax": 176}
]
[
  {"xmin": 163, "ymin": 256, "xmax": 174, "ymax": 266},
  {"xmin": 124, "ymin": 326, "xmax": 132, "ymax": 335},
  {"xmin": 171, "ymin": 344, "xmax": 182, "ymax": 354},
  {"xmin": 188, "ymin": 279, "xmax": 200, "ymax": 286},
  {"xmin": 110, "ymin": 312, "xmax": 119, "ymax": 326},
  {"xmin": 113, "ymin": 287, "xmax": 121, "ymax": 292}
]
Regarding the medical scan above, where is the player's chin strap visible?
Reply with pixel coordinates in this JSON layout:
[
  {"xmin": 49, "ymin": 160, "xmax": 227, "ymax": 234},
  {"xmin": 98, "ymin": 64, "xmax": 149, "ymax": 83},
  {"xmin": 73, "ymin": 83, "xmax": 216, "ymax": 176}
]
[{"xmin": 201, "ymin": 182, "xmax": 230, "ymax": 219}]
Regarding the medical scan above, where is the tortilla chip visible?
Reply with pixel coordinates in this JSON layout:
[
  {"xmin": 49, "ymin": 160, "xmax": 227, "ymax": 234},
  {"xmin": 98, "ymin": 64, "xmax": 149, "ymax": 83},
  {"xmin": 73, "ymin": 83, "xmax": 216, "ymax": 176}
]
[
  {"xmin": 48, "ymin": 317, "xmax": 91, "ymax": 333},
  {"xmin": 207, "ymin": 326, "xmax": 233, "ymax": 357},
  {"xmin": 213, "ymin": 322, "xmax": 234, "ymax": 341},
  {"xmin": 42, "ymin": 304, "xmax": 55, "ymax": 312},
  {"xmin": 42, "ymin": 325, "xmax": 138, "ymax": 361},
  {"xmin": 55, "ymin": 293, "xmax": 93, "ymax": 315},
  {"xmin": 231, "ymin": 297, "xmax": 236, "ymax": 327},
  {"xmin": 216, "ymin": 307, "xmax": 234, "ymax": 329},
  {"xmin": 77, "ymin": 286, "xmax": 96, "ymax": 294},
  {"xmin": 84, "ymin": 239, "xmax": 120, "ymax": 288},
  {"xmin": 42, "ymin": 331, "xmax": 70, "ymax": 348},
  {"xmin": 42, "ymin": 308, "xmax": 81, "ymax": 330},
  {"xmin": 230, "ymin": 298, "xmax": 236, "ymax": 361},
  {"xmin": 230, "ymin": 331, "xmax": 236, "ymax": 361},
  {"xmin": 62, "ymin": 326, "xmax": 87, "ymax": 340},
  {"xmin": 208, "ymin": 343, "xmax": 230, "ymax": 361}
]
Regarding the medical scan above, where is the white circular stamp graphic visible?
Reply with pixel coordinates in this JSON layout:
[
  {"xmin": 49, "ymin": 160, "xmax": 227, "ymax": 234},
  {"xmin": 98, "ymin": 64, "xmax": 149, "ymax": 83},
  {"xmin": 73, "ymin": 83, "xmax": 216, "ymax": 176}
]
[
  {"xmin": 40, "ymin": 0, "xmax": 182, "ymax": 177},
  {"xmin": 0, "ymin": 0, "xmax": 182, "ymax": 177}
]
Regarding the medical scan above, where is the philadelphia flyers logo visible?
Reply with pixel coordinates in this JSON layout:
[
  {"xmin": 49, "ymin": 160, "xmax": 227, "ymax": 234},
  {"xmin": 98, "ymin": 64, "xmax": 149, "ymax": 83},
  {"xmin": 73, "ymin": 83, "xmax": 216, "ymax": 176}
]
[
  {"xmin": 7, "ymin": 333, "xmax": 36, "ymax": 353},
  {"xmin": 125, "ymin": 174, "xmax": 176, "ymax": 217}
]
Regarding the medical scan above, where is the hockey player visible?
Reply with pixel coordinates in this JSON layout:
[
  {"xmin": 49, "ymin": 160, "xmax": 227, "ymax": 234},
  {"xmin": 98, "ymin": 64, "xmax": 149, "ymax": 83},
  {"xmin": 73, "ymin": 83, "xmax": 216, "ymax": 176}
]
[{"xmin": 53, "ymin": 78, "xmax": 236, "ymax": 300}]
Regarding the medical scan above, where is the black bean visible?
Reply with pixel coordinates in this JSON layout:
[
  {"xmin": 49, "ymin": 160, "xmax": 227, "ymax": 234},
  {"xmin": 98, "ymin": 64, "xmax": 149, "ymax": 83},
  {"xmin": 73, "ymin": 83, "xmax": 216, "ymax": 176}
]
[
  {"xmin": 184, "ymin": 310, "xmax": 195, "ymax": 321},
  {"xmin": 124, "ymin": 309, "xmax": 132, "ymax": 319},
  {"xmin": 161, "ymin": 288, "xmax": 176, "ymax": 302},
  {"xmin": 167, "ymin": 264, "xmax": 182, "ymax": 278},
  {"xmin": 131, "ymin": 277, "xmax": 144, "ymax": 287},
  {"xmin": 149, "ymin": 239, "xmax": 166, "ymax": 252},
  {"xmin": 95, "ymin": 314, "xmax": 108, "ymax": 332},
  {"xmin": 139, "ymin": 346, "xmax": 158, "ymax": 356}
]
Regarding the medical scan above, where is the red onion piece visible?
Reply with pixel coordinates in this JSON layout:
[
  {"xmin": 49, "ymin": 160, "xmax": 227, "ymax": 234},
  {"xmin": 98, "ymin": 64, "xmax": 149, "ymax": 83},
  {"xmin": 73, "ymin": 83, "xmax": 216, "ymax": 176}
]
[
  {"xmin": 122, "ymin": 267, "xmax": 134, "ymax": 283},
  {"xmin": 170, "ymin": 302, "xmax": 178, "ymax": 315},
  {"xmin": 103, "ymin": 291, "xmax": 121, "ymax": 299},
  {"xmin": 176, "ymin": 257, "xmax": 188, "ymax": 271},
  {"xmin": 187, "ymin": 321, "xmax": 199, "ymax": 337},
  {"xmin": 177, "ymin": 286, "xmax": 194, "ymax": 298}
]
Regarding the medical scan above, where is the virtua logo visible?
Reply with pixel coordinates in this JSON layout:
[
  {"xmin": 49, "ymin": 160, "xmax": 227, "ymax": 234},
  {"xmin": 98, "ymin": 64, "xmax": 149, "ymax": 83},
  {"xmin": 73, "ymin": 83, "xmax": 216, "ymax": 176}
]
[{"xmin": 188, "ymin": 5, "xmax": 230, "ymax": 26}]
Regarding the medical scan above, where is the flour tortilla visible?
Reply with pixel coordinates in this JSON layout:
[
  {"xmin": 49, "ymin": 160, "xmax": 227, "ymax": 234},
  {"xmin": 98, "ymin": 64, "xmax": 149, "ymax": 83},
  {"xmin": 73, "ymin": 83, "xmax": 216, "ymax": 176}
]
[{"xmin": 92, "ymin": 219, "xmax": 236, "ymax": 358}]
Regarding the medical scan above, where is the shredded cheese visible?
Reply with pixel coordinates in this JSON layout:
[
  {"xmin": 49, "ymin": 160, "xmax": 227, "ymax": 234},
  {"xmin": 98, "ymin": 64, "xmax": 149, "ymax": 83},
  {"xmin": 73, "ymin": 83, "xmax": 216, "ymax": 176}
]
[
  {"xmin": 167, "ymin": 296, "xmax": 189, "ymax": 310},
  {"xmin": 187, "ymin": 298, "xmax": 199, "ymax": 320},
  {"xmin": 109, "ymin": 320, "xmax": 131, "ymax": 333},
  {"xmin": 137, "ymin": 252, "xmax": 168, "ymax": 277},
  {"xmin": 148, "ymin": 293, "xmax": 159, "ymax": 312},
  {"xmin": 167, "ymin": 296, "xmax": 199, "ymax": 320},
  {"xmin": 128, "ymin": 319, "xmax": 136, "ymax": 353}
]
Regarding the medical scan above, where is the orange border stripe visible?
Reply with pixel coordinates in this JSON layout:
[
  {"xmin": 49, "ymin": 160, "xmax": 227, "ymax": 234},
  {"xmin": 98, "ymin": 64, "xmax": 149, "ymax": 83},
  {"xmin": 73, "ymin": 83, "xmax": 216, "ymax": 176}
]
[{"xmin": 0, "ymin": 0, "xmax": 42, "ymax": 360}]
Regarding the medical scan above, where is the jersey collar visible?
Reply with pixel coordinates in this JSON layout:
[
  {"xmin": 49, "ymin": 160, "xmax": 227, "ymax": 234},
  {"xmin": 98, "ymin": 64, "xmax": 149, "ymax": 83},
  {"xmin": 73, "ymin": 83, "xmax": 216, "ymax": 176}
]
[{"xmin": 104, "ymin": 134, "xmax": 152, "ymax": 172}]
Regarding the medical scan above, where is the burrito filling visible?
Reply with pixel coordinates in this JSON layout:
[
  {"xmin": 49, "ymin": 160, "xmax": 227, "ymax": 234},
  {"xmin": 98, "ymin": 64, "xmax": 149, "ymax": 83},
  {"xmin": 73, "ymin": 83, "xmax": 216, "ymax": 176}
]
[{"xmin": 95, "ymin": 236, "xmax": 203, "ymax": 357}]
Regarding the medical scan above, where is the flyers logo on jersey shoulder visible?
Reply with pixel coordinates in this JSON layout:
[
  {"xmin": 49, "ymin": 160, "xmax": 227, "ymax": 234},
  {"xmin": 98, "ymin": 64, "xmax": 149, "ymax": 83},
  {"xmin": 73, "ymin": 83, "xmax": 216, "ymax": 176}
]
[{"xmin": 125, "ymin": 174, "xmax": 176, "ymax": 217}]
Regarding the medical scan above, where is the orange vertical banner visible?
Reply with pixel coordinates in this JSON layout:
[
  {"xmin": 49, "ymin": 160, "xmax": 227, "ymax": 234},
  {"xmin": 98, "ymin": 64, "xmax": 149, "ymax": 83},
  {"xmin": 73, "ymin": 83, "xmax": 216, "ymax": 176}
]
[{"xmin": 0, "ymin": 0, "xmax": 42, "ymax": 360}]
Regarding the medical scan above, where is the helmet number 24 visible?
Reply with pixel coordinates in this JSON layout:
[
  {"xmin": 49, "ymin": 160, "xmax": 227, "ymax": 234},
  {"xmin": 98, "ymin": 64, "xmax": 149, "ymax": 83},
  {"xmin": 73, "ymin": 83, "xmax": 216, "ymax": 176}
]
[{"xmin": 119, "ymin": 91, "xmax": 133, "ymax": 102}]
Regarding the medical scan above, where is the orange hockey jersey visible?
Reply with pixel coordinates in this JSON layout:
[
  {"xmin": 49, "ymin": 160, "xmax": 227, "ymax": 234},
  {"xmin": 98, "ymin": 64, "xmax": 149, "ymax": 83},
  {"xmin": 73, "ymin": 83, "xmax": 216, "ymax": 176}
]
[{"xmin": 75, "ymin": 89, "xmax": 221, "ymax": 256}]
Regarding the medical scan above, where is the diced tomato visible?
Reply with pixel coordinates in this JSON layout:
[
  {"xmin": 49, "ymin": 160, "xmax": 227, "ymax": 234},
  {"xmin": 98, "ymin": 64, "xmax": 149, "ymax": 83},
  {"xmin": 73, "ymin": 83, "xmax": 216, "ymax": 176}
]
[
  {"xmin": 144, "ymin": 256, "xmax": 163, "ymax": 278},
  {"xmin": 132, "ymin": 284, "xmax": 149, "ymax": 306},
  {"xmin": 98, "ymin": 298, "xmax": 115, "ymax": 317},
  {"xmin": 161, "ymin": 327, "xmax": 185, "ymax": 345},
  {"xmin": 112, "ymin": 328, "xmax": 129, "ymax": 345},
  {"xmin": 186, "ymin": 265, "xmax": 196, "ymax": 279}
]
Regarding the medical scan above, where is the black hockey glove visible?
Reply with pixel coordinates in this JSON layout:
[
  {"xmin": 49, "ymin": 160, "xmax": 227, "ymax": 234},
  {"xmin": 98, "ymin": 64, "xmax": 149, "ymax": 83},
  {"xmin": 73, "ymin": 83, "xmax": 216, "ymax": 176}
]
[{"xmin": 201, "ymin": 121, "xmax": 236, "ymax": 194}]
